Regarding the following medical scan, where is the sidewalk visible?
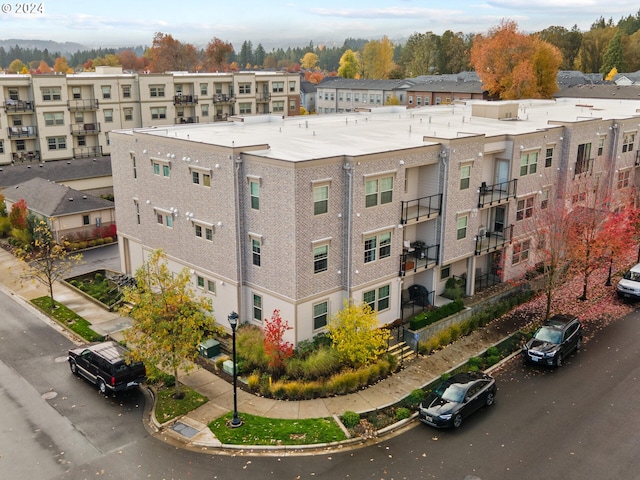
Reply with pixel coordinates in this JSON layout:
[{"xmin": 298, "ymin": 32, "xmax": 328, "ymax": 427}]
[{"xmin": 0, "ymin": 246, "xmax": 518, "ymax": 451}]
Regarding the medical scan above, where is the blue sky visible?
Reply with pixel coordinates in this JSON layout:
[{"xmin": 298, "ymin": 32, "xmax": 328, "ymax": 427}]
[{"xmin": 0, "ymin": 0, "xmax": 637, "ymax": 49}]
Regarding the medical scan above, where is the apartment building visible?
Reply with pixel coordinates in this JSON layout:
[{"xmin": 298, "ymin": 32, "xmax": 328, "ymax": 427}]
[
  {"xmin": 110, "ymin": 98, "xmax": 640, "ymax": 345},
  {"xmin": 0, "ymin": 67, "xmax": 300, "ymax": 166}
]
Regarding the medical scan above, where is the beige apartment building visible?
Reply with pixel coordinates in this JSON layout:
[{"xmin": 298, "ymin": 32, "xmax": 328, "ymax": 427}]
[
  {"xmin": 110, "ymin": 98, "xmax": 640, "ymax": 345},
  {"xmin": 0, "ymin": 67, "xmax": 300, "ymax": 166}
]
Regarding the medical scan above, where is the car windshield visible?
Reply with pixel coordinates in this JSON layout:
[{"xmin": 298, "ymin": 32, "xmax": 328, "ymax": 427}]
[
  {"xmin": 435, "ymin": 383, "xmax": 467, "ymax": 403},
  {"xmin": 623, "ymin": 270, "xmax": 640, "ymax": 282},
  {"xmin": 534, "ymin": 326, "xmax": 562, "ymax": 344}
]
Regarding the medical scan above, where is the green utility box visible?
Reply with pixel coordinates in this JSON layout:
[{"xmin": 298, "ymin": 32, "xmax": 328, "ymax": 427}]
[{"xmin": 198, "ymin": 339, "xmax": 220, "ymax": 358}]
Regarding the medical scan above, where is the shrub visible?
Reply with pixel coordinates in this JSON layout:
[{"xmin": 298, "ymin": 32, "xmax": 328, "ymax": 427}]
[
  {"xmin": 436, "ymin": 328, "xmax": 452, "ymax": 346},
  {"xmin": 236, "ymin": 325, "xmax": 269, "ymax": 371},
  {"xmin": 409, "ymin": 299, "xmax": 465, "ymax": 330},
  {"xmin": 341, "ymin": 411, "xmax": 361, "ymax": 428},
  {"xmin": 486, "ymin": 346, "xmax": 500, "ymax": 357},
  {"xmin": 403, "ymin": 388, "xmax": 425, "ymax": 409},
  {"xmin": 247, "ymin": 372, "xmax": 260, "ymax": 391},
  {"xmin": 468, "ymin": 356, "xmax": 483, "ymax": 370},
  {"xmin": 485, "ymin": 355, "xmax": 501, "ymax": 367},
  {"xmin": 0, "ymin": 217, "xmax": 10, "ymax": 237},
  {"xmin": 395, "ymin": 407, "xmax": 411, "ymax": 421}
]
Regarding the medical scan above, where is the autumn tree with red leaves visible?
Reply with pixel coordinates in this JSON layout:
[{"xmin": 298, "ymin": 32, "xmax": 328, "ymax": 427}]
[
  {"xmin": 263, "ymin": 309, "xmax": 293, "ymax": 373},
  {"xmin": 204, "ymin": 37, "xmax": 233, "ymax": 72},
  {"xmin": 9, "ymin": 199, "xmax": 28, "ymax": 230},
  {"xmin": 149, "ymin": 32, "xmax": 199, "ymax": 73}
]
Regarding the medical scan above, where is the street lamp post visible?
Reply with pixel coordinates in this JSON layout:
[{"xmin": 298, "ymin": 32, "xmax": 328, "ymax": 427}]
[
  {"xmin": 605, "ymin": 257, "xmax": 613, "ymax": 286},
  {"xmin": 227, "ymin": 311, "xmax": 242, "ymax": 427}
]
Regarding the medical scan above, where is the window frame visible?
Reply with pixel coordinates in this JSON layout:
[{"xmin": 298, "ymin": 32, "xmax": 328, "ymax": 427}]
[
  {"xmin": 250, "ymin": 180, "xmax": 260, "ymax": 210},
  {"xmin": 365, "ymin": 175, "xmax": 394, "ymax": 208},
  {"xmin": 313, "ymin": 184, "xmax": 329, "ymax": 215},
  {"xmin": 622, "ymin": 132, "xmax": 636, "ymax": 153},
  {"xmin": 313, "ymin": 301, "xmax": 328, "ymax": 330},
  {"xmin": 512, "ymin": 239, "xmax": 531, "ymax": 265},
  {"xmin": 520, "ymin": 151, "xmax": 538, "ymax": 176},
  {"xmin": 457, "ymin": 215, "xmax": 468, "ymax": 240},
  {"xmin": 251, "ymin": 237, "xmax": 261, "ymax": 266},
  {"xmin": 313, "ymin": 244, "xmax": 328, "ymax": 274},
  {"xmin": 516, "ymin": 196, "xmax": 534, "ymax": 221},
  {"xmin": 460, "ymin": 164, "xmax": 471, "ymax": 190},
  {"xmin": 252, "ymin": 293, "xmax": 262, "ymax": 322}
]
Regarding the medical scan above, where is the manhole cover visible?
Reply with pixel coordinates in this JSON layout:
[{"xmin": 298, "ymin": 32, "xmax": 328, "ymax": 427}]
[
  {"xmin": 42, "ymin": 391, "xmax": 58, "ymax": 400},
  {"xmin": 171, "ymin": 422, "xmax": 199, "ymax": 439}
]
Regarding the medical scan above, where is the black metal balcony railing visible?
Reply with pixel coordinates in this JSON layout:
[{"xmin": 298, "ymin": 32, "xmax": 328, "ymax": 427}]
[
  {"xmin": 68, "ymin": 99, "xmax": 99, "ymax": 111},
  {"xmin": 399, "ymin": 242, "xmax": 440, "ymax": 276},
  {"xmin": 475, "ymin": 224, "xmax": 513, "ymax": 255},
  {"xmin": 73, "ymin": 145, "xmax": 103, "ymax": 158},
  {"xmin": 7, "ymin": 126, "xmax": 37, "ymax": 138},
  {"xmin": 256, "ymin": 94, "xmax": 271, "ymax": 102},
  {"xmin": 475, "ymin": 272, "xmax": 502, "ymax": 292},
  {"xmin": 175, "ymin": 116, "xmax": 199, "ymax": 124},
  {"xmin": 4, "ymin": 99, "xmax": 34, "ymax": 112},
  {"xmin": 70, "ymin": 123, "xmax": 101, "ymax": 135},
  {"xmin": 477, "ymin": 179, "xmax": 517, "ymax": 208},
  {"xmin": 173, "ymin": 94, "xmax": 198, "ymax": 105},
  {"xmin": 213, "ymin": 94, "xmax": 235, "ymax": 103},
  {"xmin": 401, "ymin": 193, "xmax": 442, "ymax": 224},
  {"xmin": 12, "ymin": 150, "xmax": 40, "ymax": 162}
]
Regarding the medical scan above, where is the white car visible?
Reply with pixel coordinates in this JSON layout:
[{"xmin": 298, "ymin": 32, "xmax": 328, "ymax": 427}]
[{"xmin": 617, "ymin": 263, "xmax": 640, "ymax": 300}]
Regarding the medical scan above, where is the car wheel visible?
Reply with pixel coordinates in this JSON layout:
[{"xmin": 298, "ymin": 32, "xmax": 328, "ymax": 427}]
[
  {"xmin": 485, "ymin": 391, "xmax": 495, "ymax": 406},
  {"xmin": 555, "ymin": 353, "xmax": 563, "ymax": 367},
  {"xmin": 69, "ymin": 359, "xmax": 78, "ymax": 375},
  {"xmin": 453, "ymin": 413, "xmax": 463, "ymax": 428},
  {"xmin": 576, "ymin": 336, "xmax": 583, "ymax": 351},
  {"xmin": 97, "ymin": 379, "xmax": 106, "ymax": 394}
]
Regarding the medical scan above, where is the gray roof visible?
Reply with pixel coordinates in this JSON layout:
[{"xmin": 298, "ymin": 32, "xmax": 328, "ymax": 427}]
[
  {"xmin": 554, "ymin": 84, "xmax": 640, "ymax": 100},
  {"xmin": 0, "ymin": 156, "xmax": 112, "ymax": 189},
  {"xmin": 300, "ymin": 80, "xmax": 317, "ymax": 94},
  {"xmin": 3, "ymin": 177, "xmax": 114, "ymax": 217},
  {"xmin": 317, "ymin": 77, "xmax": 407, "ymax": 90}
]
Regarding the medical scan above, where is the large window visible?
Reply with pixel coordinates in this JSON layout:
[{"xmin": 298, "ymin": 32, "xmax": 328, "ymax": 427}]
[
  {"xmin": 151, "ymin": 107, "xmax": 167, "ymax": 119},
  {"xmin": 250, "ymin": 180, "xmax": 260, "ymax": 210},
  {"xmin": 150, "ymin": 85, "xmax": 165, "ymax": 97},
  {"xmin": 42, "ymin": 87, "xmax": 61, "ymax": 101},
  {"xmin": 597, "ymin": 136, "xmax": 606, "ymax": 156},
  {"xmin": 192, "ymin": 169, "xmax": 211, "ymax": 187},
  {"xmin": 520, "ymin": 151, "xmax": 538, "ymax": 176},
  {"xmin": 101, "ymin": 85, "xmax": 111, "ymax": 99},
  {"xmin": 363, "ymin": 284, "xmax": 391, "ymax": 312},
  {"xmin": 618, "ymin": 170, "xmax": 631, "ymax": 189},
  {"xmin": 44, "ymin": 112, "xmax": 64, "ymax": 126},
  {"xmin": 365, "ymin": 176, "xmax": 393, "ymax": 207},
  {"xmin": 153, "ymin": 161, "xmax": 170, "ymax": 177},
  {"xmin": 516, "ymin": 196, "xmax": 534, "ymax": 221},
  {"xmin": 457, "ymin": 215, "xmax": 468, "ymax": 240},
  {"xmin": 364, "ymin": 232, "xmax": 391, "ymax": 263},
  {"xmin": 314, "ymin": 245, "xmax": 328, "ymax": 273},
  {"xmin": 239, "ymin": 83, "xmax": 251, "ymax": 94},
  {"xmin": 272, "ymin": 82, "xmax": 284, "ymax": 93},
  {"xmin": 252, "ymin": 238, "xmax": 261, "ymax": 266},
  {"xmin": 194, "ymin": 224, "xmax": 213, "ymax": 241},
  {"xmin": 239, "ymin": 102, "xmax": 252, "ymax": 114},
  {"xmin": 273, "ymin": 101, "xmax": 284, "ymax": 112},
  {"xmin": 122, "ymin": 85, "xmax": 131, "ymax": 98},
  {"xmin": 575, "ymin": 143, "xmax": 592, "ymax": 175},
  {"xmin": 253, "ymin": 294, "xmax": 262, "ymax": 322},
  {"xmin": 460, "ymin": 164, "xmax": 471, "ymax": 189},
  {"xmin": 47, "ymin": 136, "xmax": 66, "ymax": 150},
  {"xmin": 200, "ymin": 83, "xmax": 208, "ymax": 95},
  {"xmin": 124, "ymin": 107, "xmax": 133, "ymax": 121},
  {"xmin": 314, "ymin": 185, "xmax": 329, "ymax": 215},
  {"xmin": 545, "ymin": 147, "xmax": 553, "ymax": 167},
  {"xmin": 512, "ymin": 239, "xmax": 531, "ymax": 265},
  {"xmin": 313, "ymin": 302, "xmax": 328, "ymax": 330},
  {"xmin": 104, "ymin": 109, "xmax": 113, "ymax": 122},
  {"xmin": 623, "ymin": 132, "xmax": 636, "ymax": 153}
]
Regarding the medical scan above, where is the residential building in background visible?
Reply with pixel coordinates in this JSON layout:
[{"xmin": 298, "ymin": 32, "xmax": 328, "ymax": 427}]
[{"xmin": 110, "ymin": 98, "xmax": 640, "ymax": 345}]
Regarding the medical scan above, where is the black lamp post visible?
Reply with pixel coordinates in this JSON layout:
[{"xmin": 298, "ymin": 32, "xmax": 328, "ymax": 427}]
[
  {"xmin": 605, "ymin": 257, "xmax": 613, "ymax": 286},
  {"xmin": 227, "ymin": 311, "xmax": 242, "ymax": 427}
]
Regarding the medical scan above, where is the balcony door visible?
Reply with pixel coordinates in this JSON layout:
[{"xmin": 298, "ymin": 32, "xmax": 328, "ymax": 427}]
[
  {"xmin": 492, "ymin": 206, "xmax": 505, "ymax": 234},
  {"xmin": 494, "ymin": 160, "xmax": 509, "ymax": 189}
]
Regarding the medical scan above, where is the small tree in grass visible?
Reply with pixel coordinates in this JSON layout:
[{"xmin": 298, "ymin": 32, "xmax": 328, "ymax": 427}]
[
  {"xmin": 122, "ymin": 249, "xmax": 221, "ymax": 399},
  {"xmin": 18, "ymin": 219, "xmax": 83, "ymax": 309},
  {"xmin": 327, "ymin": 300, "xmax": 389, "ymax": 368}
]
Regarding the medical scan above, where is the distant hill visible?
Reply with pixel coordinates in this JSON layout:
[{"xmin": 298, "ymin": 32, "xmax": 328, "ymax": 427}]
[{"xmin": 0, "ymin": 39, "xmax": 88, "ymax": 56}]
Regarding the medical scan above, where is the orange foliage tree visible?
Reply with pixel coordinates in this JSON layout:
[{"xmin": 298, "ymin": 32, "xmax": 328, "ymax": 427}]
[
  {"xmin": 470, "ymin": 20, "xmax": 562, "ymax": 100},
  {"xmin": 149, "ymin": 32, "xmax": 199, "ymax": 72},
  {"xmin": 204, "ymin": 37, "xmax": 233, "ymax": 72},
  {"xmin": 263, "ymin": 309, "xmax": 293, "ymax": 373}
]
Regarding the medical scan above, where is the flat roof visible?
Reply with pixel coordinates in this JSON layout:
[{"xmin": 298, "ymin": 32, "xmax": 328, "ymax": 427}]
[{"xmin": 123, "ymin": 98, "xmax": 640, "ymax": 162}]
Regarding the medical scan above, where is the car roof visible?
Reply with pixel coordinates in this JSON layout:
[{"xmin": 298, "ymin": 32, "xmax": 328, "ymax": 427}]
[
  {"xmin": 544, "ymin": 314, "xmax": 578, "ymax": 329},
  {"xmin": 448, "ymin": 371, "xmax": 486, "ymax": 384},
  {"xmin": 86, "ymin": 341, "xmax": 128, "ymax": 363}
]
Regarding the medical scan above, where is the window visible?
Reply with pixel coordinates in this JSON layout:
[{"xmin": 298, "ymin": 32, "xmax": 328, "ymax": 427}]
[
  {"xmin": 272, "ymin": 82, "xmax": 284, "ymax": 93},
  {"xmin": 163, "ymin": 164, "xmax": 170, "ymax": 177},
  {"xmin": 253, "ymin": 294, "xmax": 262, "ymax": 322},
  {"xmin": 314, "ymin": 245, "xmax": 328, "ymax": 273},
  {"xmin": 157, "ymin": 212, "xmax": 163, "ymax": 224},
  {"xmin": 207, "ymin": 280, "xmax": 216, "ymax": 293},
  {"xmin": 460, "ymin": 164, "xmax": 471, "ymax": 189},
  {"xmin": 196, "ymin": 276, "xmax": 216, "ymax": 294},
  {"xmin": 623, "ymin": 132, "xmax": 636, "ymax": 153},
  {"xmin": 77, "ymin": 135, "xmax": 86, "ymax": 146},
  {"xmin": 134, "ymin": 200, "xmax": 140, "ymax": 224},
  {"xmin": 520, "ymin": 151, "xmax": 538, "ymax": 176},
  {"xmin": 364, "ymin": 231, "xmax": 391, "ymax": 263},
  {"xmin": 194, "ymin": 223, "xmax": 213, "ymax": 240},
  {"xmin": 239, "ymin": 103, "xmax": 252, "ymax": 114},
  {"xmin": 47, "ymin": 136, "xmax": 66, "ymax": 150},
  {"xmin": 150, "ymin": 85, "xmax": 165, "ymax": 97},
  {"xmin": 124, "ymin": 108, "xmax": 133, "ymax": 121},
  {"xmin": 457, "ymin": 215, "xmax": 467, "ymax": 240},
  {"xmin": 365, "ymin": 176, "xmax": 393, "ymax": 207},
  {"xmin": 71, "ymin": 87, "xmax": 81, "ymax": 99},
  {"xmin": 0, "ymin": 140, "xmax": 3, "ymax": 154},
  {"xmin": 250, "ymin": 180, "xmax": 260, "ymax": 210},
  {"xmin": 101, "ymin": 85, "xmax": 111, "ymax": 99},
  {"xmin": 200, "ymin": 83, "xmax": 208, "ymax": 95},
  {"xmin": 512, "ymin": 239, "xmax": 531, "ymax": 265},
  {"xmin": 338, "ymin": 92, "xmax": 343, "ymax": 101},
  {"xmin": 575, "ymin": 143, "xmax": 592, "ymax": 175},
  {"xmin": 313, "ymin": 302, "xmax": 328, "ymax": 330},
  {"xmin": 165, "ymin": 214, "xmax": 173, "ymax": 228},
  {"xmin": 252, "ymin": 238, "xmax": 261, "ymax": 266},
  {"xmin": 314, "ymin": 185, "xmax": 328, "ymax": 215},
  {"xmin": 122, "ymin": 85, "xmax": 131, "ymax": 98},
  {"xmin": 192, "ymin": 169, "xmax": 212, "ymax": 187},
  {"xmin": 201, "ymin": 104, "xmax": 209, "ymax": 116},
  {"xmin": 195, "ymin": 224, "xmax": 202, "ymax": 237},
  {"xmin": 541, "ymin": 189, "xmax": 549, "ymax": 210},
  {"xmin": 197, "ymin": 275, "xmax": 205, "ymax": 288},
  {"xmin": 153, "ymin": 161, "xmax": 170, "ymax": 177},
  {"xmin": 42, "ymin": 87, "xmax": 61, "ymax": 101},
  {"xmin": 289, "ymin": 100, "xmax": 296, "ymax": 111},
  {"xmin": 289, "ymin": 81, "xmax": 296, "ymax": 92},
  {"xmin": 239, "ymin": 83, "xmax": 251, "ymax": 94},
  {"xmin": 440, "ymin": 265, "xmax": 451, "ymax": 280},
  {"xmin": 104, "ymin": 109, "xmax": 113, "ymax": 122},
  {"xmin": 16, "ymin": 140, "xmax": 25, "ymax": 151},
  {"xmin": 545, "ymin": 147, "xmax": 553, "ymax": 167},
  {"xmin": 82, "ymin": 214, "xmax": 90, "ymax": 225},
  {"xmin": 618, "ymin": 170, "xmax": 631, "ymax": 189},
  {"xmin": 74, "ymin": 111, "xmax": 84, "ymax": 123},
  {"xmin": 598, "ymin": 136, "xmax": 605, "ymax": 156},
  {"xmin": 192, "ymin": 171, "xmax": 200, "ymax": 184},
  {"xmin": 516, "ymin": 196, "xmax": 534, "ymax": 221},
  {"xmin": 363, "ymin": 285, "xmax": 391, "ymax": 312},
  {"xmin": 354, "ymin": 93, "xmax": 359, "ymax": 103},
  {"xmin": 151, "ymin": 107, "xmax": 167, "ymax": 119},
  {"xmin": 273, "ymin": 101, "xmax": 284, "ymax": 112},
  {"xmin": 44, "ymin": 112, "xmax": 64, "ymax": 126}
]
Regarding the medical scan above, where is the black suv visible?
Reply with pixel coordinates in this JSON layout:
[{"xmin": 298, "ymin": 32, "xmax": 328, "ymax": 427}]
[
  {"xmin": 522, "ymin": 314, "xmax": 583, "ymax": 367},
  {"xmin": 68, "ymin": 341, "xmax": 146, "ymax": 394}
]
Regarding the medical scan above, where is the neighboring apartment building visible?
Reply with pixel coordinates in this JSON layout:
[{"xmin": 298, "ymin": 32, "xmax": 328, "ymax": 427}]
[
  {"xmin": 110, "ymin": 98, "xmax": 640, "ymax": 345},
  {"xmin": 0, "ymin": 67, "xmax": 301, "ymax": 166}
]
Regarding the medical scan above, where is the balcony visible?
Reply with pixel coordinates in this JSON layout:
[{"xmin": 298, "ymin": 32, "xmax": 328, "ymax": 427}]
[
  {"xmin": 401, "ymin": 193, "xmax": 442, "ymax": 224},
  {"xmin": 477, "ymin": 179, "xmax": 517, "ymax": 208},
  {"xmin": 4, "ymin": 99, "xmax": 34, "ymax": 113},
  {"xmin": 175, "ymin": 116, "xmax": 199, "ymax": 124},
  {"xmin": 73, "ymin": 145, "xmax": 103, "ymax": 158},
  {"xmin": 474, "ymin": 224, "xmax": 513, "ymax": 255},
  {"xmin": 70, "ymin": 123, "xmax": 101, "ymax": 135},
  {"xmin": 399, "ymin": 241, "xmax": 439, "ymax": 276},
  {"xmin": 256, "ymin": 94, "xmax": 271, "ymax": 103},
  {"xmin": 68, "ymin": 99, "xmax": 99, "ymax": 111},
  {"xmin": 7, "ymin": 126, "xmax": 37, "ymax": 138},
  {"xmin": 12, "ymin": 150, "xmax": 40, "ymax": 162},
  {"xmin": 173, "ymin": 94, "xmax": 198, "ymax": 105},
  {"xmin": 213, "ymin": 94, "xmax": 235, "ymax": 104}
]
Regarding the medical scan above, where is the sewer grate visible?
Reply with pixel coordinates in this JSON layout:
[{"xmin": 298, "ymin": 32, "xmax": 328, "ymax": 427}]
[{"xmin": 170, "ymin": 421, "xmax": 199, "ymax": 439}]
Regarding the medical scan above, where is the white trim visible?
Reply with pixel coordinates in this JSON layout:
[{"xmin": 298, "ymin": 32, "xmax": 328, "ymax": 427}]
[{"xmin": 362, "ymin": 225, "xmax": 395, "ymax": 237}]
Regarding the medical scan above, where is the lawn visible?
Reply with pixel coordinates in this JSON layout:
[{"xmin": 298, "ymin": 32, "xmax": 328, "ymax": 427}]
[
  {"xmin": 32, "ymin": 296, "xmax": 104, "ymax": 342},
  {"xmin": 154, "ymin": 386, "xmax": 208, "ymax": 423},
  {"xmin": 209, "ymin": 412, "xmax": 347, "ymax": 445}
]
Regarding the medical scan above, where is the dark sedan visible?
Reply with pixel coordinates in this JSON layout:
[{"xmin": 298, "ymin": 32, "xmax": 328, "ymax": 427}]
[
  {"xmin": 522, "ymin": 314, "xmax": 583, "ymax": 367},
  {"xmin": 418, "ymin": 371, "xmax": 497, "ymax": 429}
]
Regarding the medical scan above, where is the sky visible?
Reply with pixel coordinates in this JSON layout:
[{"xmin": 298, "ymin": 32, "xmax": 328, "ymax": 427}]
[{"xmin": 0, "ymin": 0, "xmax": 638, "ymax": 50}]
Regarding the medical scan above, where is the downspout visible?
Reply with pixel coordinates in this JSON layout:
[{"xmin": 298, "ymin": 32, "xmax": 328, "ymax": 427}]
[
  {"xmin": 438, "ymin": 147, "xmax": 449, "ymax": 268},
  {"xmin": 344, "ymin": 160, "xmax": 354, "ymax": 302},
  {"xmin": 232, "ymin": 146, "xmax": 244, "ymax": 321}
]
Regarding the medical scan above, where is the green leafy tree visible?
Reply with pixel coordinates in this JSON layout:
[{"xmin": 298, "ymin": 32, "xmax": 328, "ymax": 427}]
[
  {"xmin": 360, "ymin": 36, "xmax": 395, "ymax": 79},
  {"xmin": 18, "ymin": 219, "xmax": 83, "ymax": 309},
  {"xmin": 600, "ymin": 31, "xmax": 625, "ymax": 74},
  {"xmin": 122, "ymin": 249, "xmax": 221, "ymax": 398},
  {"xmin": 327, "ymin": 300, "xmax": 389, "ymax": 368},
  {"xmin": 400, "ymin": 31, "xmax": 439, "ymax": 76},
  {"xmin": 337, "ymin": 49, "xmax": 359, "ymax": 78},
  {"xmin": 8, "ymin": 58, "xmax": 27, "ymax": 73},
  {"xmin": 538, "ymin": 25, "xmax": 583, "ymax": 70}
]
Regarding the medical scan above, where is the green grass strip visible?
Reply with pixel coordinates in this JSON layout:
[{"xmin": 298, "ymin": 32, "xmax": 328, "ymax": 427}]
[
  {"xmin": 154, "ymin": 387, "xmax": 208, "ymax": 423},
  {"xmin": 32, "ymin": 296, "xmax": 104, "ymax": 342}
]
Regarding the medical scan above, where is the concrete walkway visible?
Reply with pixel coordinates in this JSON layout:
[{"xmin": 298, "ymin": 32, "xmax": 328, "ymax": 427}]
[{"xmin": 0, "ymin": 246, "xmax": 517, "ymax": 450}]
